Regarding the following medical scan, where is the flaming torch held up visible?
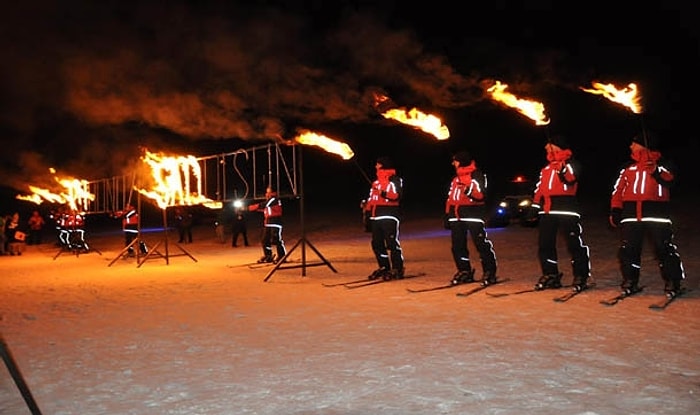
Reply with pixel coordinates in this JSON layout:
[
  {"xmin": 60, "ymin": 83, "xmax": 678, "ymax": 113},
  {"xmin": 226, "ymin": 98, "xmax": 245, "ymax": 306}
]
[
  {"xmin": 294, "ymin": 130, "xmax": 355, "ymax": 160},
  {"xmin": 581, "ymin": 81, "xmax": 647, "ymax": 145},
  {"xmin": 487, "ymin": 81, "xmax": 550, "ymax": 126},
  {"xmin": 293, "ymin": 130, "xmax": 370, "ymax": 184},
  {"xmin": 374, "ymin": 93, "xmax": 450, "ymax": 140},
  {"xmin": 580, "ymin": 82, "xmax": 642, "ymax": 114}
]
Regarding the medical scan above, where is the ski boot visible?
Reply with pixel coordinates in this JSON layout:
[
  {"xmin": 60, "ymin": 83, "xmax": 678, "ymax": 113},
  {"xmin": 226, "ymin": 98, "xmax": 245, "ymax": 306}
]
[
  {"xmin": 481, "ymin": 271, "xmax": 498, "ymax": 287},
  {"xmin": 571, "ymin": 276, "xmax": 589, "ymax": 293},
  {"xmin": 451, "ymin": 268, "xmax": 475, "ymax": 286},
  {"xmin": 387, "ymin": 268, "xmax": 405, "ymax": 280},
  {"xmin": 368, "ymin": 268, "xmax": 390, "ymax": 280},
  {"xmin": 257, "ymin": 255, "xmax": 274, "ymax": 264},
  {"xmin": 664, "ymin": 279, "xmax": 682, "ymax": 299},
  {"xmin": 534, "ymin": 273, "xmax": 563, "ymax": 291},
  {"xmin": 620, "ymin": 284, "xmax": 641, "ymax": 297}
]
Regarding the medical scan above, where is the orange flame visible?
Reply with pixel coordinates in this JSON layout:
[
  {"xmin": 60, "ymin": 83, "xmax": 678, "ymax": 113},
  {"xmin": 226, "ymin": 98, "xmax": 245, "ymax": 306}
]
[
  {"xmin": 137, "ymin": 149, "xmax": 220, "ymax": 210},
  {"xmin": 374, "ymin": 93, "xmax": 449, "ymax": 140},
  {"xmin": 16, "ymin": 170, "xmax": 95, "ymax": 212},
  {"xmin": 487, "ymin": 81, "xmax": 550, "ymax": 126},
  {"xmin": 295, "ymin": 131, "xmax": 355, "ymax": 160},
  {"xmin": 580, "ymin": 82, "xmax": 642, "ymax": 114}
]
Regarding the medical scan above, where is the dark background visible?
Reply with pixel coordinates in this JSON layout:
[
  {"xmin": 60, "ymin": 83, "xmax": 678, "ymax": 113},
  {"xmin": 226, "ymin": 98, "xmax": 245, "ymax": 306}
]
[{"xmin": 1, "ymin": 1, "xmax": 697, "ymax": 221}]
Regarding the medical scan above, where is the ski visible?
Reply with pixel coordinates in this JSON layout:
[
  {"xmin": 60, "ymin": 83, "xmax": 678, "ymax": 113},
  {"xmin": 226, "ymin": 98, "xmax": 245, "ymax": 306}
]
[
  {"xmin": 344, "ymin": 272, "xmax": 427, "ymax": 289},
  {"xmin": 248, "ymin": 259, "xmax": 296, "ymax": 269},
  {"xmin": 406, "ymin": 280, "xmax": 479, "ymax": 293},
  {"xmin": 226, "ymin": 261, "xmax": 263, "ymax": 269},
  {"xmin": 322, "ymin": 277, "xmax": 371, "ymax": 288},
  {"xmin": 455, "ymin": 278, "xmax": 510, "ymax": 297},
  {"xmin": 649, "ymin": 288, "xmax": 689, "ymax": 311},
  {"xmin": 553, "ymin": 283, "xmax": 597, "ymax": 303},
  {"xmin": 486, "ymin": 284, "xmax": 570, "ymax": 298},
  {"xmin": 599, "ymin": 286, "xmax": 645, "ymax": 306}
]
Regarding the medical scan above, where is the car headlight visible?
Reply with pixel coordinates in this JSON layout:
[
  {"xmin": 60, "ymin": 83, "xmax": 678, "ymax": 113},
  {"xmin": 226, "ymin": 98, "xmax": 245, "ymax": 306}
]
[{"xmin": 518, "ymin": 199, "xmax": 531, "ymax": 207}]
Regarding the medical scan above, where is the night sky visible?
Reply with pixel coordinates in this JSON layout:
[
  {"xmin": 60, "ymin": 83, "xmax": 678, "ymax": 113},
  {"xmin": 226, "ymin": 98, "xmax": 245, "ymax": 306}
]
[{"xmin": 1, "ymin": 1, "xmax": 697, "ymax": 216}]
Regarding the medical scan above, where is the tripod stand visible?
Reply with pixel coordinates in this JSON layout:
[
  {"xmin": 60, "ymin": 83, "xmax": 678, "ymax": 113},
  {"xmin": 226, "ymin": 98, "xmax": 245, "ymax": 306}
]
[
  {"xmin": 1, "ymin": 334, "xmax": 43, "ymax": 415},
  {"xmin": 107, "ymin": 196, "xmax": 197, "ymax": 267},
  {"xmin": 264, "ymin": 145, "xmax": 337, "ymax": 281},
  {"xmin": 136, "ymin": 207, "xmax": 197, "ymax": 268}
]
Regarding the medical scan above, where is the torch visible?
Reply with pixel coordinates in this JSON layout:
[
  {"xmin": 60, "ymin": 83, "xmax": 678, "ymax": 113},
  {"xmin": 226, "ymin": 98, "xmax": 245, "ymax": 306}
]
[
  {"xmin": 486, "ymin": 80, "xmax": 551, "ymax": 142},
  {"xmin": 581, "ymin": 82, "xmax": 645, "ymax": 145}
]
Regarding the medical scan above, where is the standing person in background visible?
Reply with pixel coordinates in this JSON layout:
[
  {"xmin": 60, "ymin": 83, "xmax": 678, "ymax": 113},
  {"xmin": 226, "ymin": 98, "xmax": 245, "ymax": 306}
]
[
  {"xmin": 0, "ymin": 213, "xmax": 7, "ymax": 255},
  {"xmin": 531, "ymin": 135, "xmax": 592, "ymax": 292},
  {"xmin": 27, "ymin": 210, "xmax": 46, "ymax": 245},
  {"xmin": 5, "ymin": 212, "xmax": 26, "ymax": 256},
  {"xmin": 248, "ymin": 187, "xmax": 286, "ymax": 263},
  {"xmin": 214, "ymin": 208, "xmax": 227, "ymax": 244},
  {"xmin": 363, "ymin": 156, "xmax": 405, "ymax": 280},
  {"xmin": 609, "ymin": 132, "xmax": 686, "ymax": 299},
  {"xmin": 174, "ymin": 207, "xmax": 193, "ymax": 244},
  {"xmin": 231, "ymin": 201, "xmax": 249, "ymax": 248},
  {"xmin": 444, "ymin": 151, "xmax": 498, "ymax": 287}
]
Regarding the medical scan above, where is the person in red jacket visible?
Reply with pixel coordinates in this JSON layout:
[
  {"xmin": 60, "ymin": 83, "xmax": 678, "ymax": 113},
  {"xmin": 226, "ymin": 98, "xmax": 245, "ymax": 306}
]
[
  {"xmin": 444, "ymin": 151, "xmax": 498, "ymax": 286},
  {"xmin": 531, "ymin": 135, "xmax": 591, "ymax": 292},
  {"xmin": 248, "ymin": 187, "xmax": 287, "ymax": 263},
  {"xmin": 609, "ymin": 132, "xmax": 686, "ymax": 298},
  {"xmin": 114, "ymin": 203, "xmax": 147, "ymax": 257},
  {"xmin": 363, "ymin": 157, "xmax": 405, "ymax": 280}
]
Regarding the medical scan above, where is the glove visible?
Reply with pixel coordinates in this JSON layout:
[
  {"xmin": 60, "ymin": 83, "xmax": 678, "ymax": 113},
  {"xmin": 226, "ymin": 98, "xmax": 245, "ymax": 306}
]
[
  {"xmin": 644, "ymin": 160, "xmax": 657, "ymax": 173},
  {"xmin": 443, "ymin": 214, "xmax": 451, "ymax": 230},
  {"xmin": 380, "ymin": 190, "xmax": 388, "ymax": 199},
  {"xmin": 609, "ymin": 208, "xmax": 622, "ymax": 228},
  {"xmin": 552, "ymin": 161, "xmax": 565, "ymax": 172}
]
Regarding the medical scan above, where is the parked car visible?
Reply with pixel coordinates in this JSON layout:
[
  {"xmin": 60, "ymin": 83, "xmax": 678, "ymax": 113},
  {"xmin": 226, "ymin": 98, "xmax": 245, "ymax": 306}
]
[{"xmin": 486, "ymin": 175, "xmax": 539, "ymax": 228}]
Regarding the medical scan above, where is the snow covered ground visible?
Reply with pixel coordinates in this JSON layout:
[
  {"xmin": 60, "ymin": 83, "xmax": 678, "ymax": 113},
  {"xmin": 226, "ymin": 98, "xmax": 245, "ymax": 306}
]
[{"xmin": 1, "ymin": 204, "xmax": 698, "ymax": 415}]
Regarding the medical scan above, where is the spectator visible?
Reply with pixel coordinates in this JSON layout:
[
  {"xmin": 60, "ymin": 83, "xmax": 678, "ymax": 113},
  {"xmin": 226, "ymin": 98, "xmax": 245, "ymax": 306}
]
[
  {"xmin": 231, "ymin": 202, "xmax": 249, "ymax": 248},
  {"xmin": 5, "ymin": 212, "xmax": 26, "ymax": 256},
  {"xmin": 27, "ymin": 210, "xmax": 46, "ymax": 245},
  {"xmin": 174, "ymin": 207, "xmax": 193, "ymax": 244}
]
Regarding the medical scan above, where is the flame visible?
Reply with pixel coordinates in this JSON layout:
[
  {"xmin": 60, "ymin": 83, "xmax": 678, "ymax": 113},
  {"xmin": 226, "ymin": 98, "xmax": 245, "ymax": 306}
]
[
  {"xmin": 137, "ymin": 149, "xmax": 220, "ymax": 209},
  {"xmin": 374, "ymin": 93, "xmax": 449, "ymax": 140},
  {"xmin": 487, "ymin": 81, "xmax": 550, "ymax": 126},
  {"xmin": 580, "ymin": 82, "xmax": 642, "ymax": 114},
  {"xmin": 16, "ymin": 170, "xmax": 95, "ymax": 212},
  {"xmin": 295, "ymin": 131, "xmax": 355, "ymax": 160}
]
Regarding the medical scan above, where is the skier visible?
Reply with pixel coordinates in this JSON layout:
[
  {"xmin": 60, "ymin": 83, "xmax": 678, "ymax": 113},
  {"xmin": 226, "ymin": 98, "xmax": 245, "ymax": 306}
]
[
  {"xmin": 444, "ymin": 151, "xmax": 498, "ymax": 286},
  {"xmin": 609, "ymin": 132, "xmax": 685, "ymax": 299}
]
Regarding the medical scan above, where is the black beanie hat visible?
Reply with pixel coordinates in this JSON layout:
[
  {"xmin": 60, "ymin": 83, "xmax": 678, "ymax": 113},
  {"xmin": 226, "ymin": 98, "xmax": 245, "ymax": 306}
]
[
  {"xmin": 376, "ymin": 156, "xmax": 394, "ymax": 169},
  {"xmin": 548, "ymin": 135, "xmax": 570, "ymax": 150},
  {"xmin": 632, "ymin": 132, "xmax": 659, "ymax": 150},
  {"xmin": 452, "ymin": 151, "xmax": 472, "ymax": 166}
]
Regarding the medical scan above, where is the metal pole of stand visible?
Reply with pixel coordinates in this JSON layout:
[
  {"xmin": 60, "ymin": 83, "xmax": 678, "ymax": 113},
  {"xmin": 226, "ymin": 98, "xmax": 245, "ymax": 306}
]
[
  {"xmin": 264, "ymin": 144, "xmax": 337, "ymax": 282},
  {"xmin": 0, "ymin": 334, "xmax": 43, "ymax": 415},
  {"xmin": 136, "ymin": 205, "xmax": 197, "ymax": 268}
]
